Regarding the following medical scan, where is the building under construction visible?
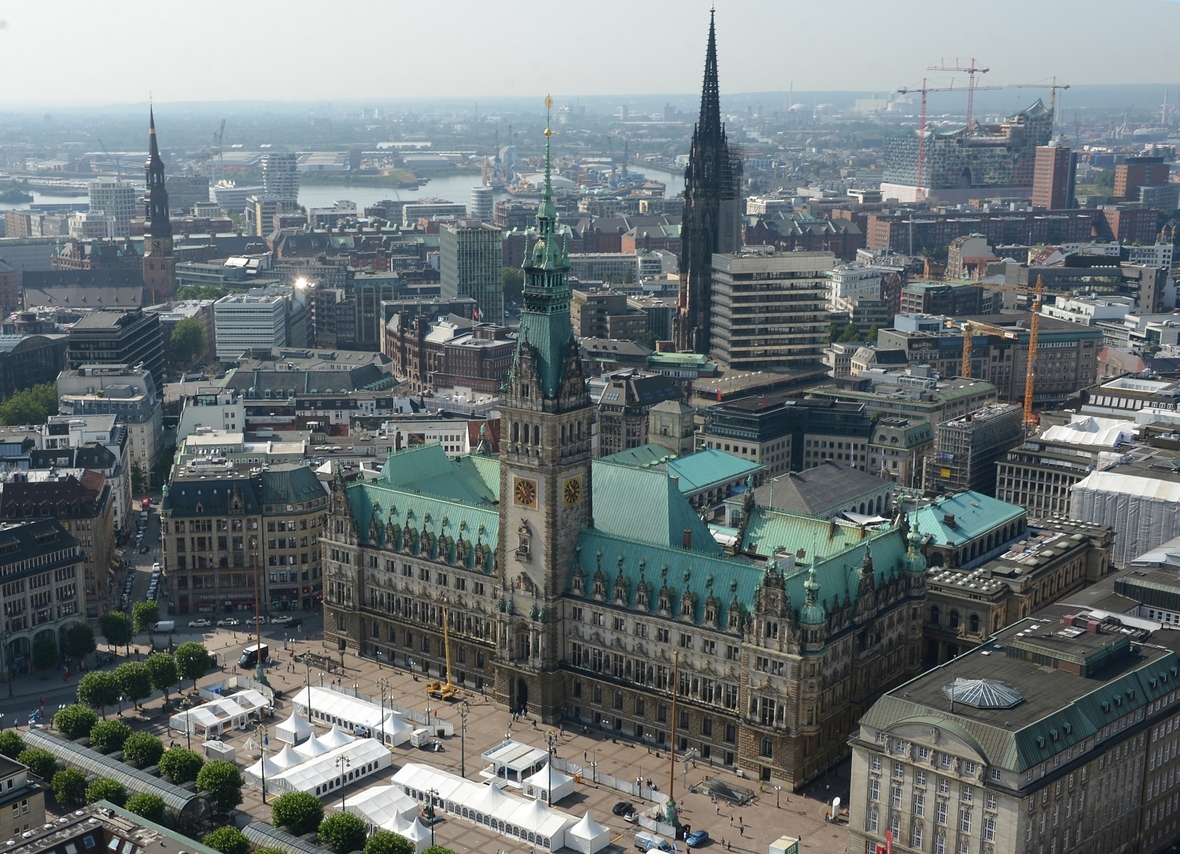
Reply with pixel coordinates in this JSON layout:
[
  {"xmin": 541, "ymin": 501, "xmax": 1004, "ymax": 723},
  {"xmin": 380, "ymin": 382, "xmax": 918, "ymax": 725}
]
[
  {"xmin": 882, "ymin": 100, "xmax": 1053, "ymax": 203},
  {"xmin": 923, "ymin": 402, "xmax": 1024, "ymax": 496}
]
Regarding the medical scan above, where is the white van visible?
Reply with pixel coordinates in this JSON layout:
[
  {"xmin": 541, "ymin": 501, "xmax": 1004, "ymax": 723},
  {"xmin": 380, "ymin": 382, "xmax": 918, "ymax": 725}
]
[{"xmin": 634, "ymin": 834, "xmax": 672, "ymax": 852}]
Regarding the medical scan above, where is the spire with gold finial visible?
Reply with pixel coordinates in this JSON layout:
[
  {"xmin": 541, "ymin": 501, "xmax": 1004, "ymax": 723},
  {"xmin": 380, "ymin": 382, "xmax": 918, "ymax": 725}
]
[{"xmin": 538, "ymin": 94, "xmax": 556, "ymax": 232}]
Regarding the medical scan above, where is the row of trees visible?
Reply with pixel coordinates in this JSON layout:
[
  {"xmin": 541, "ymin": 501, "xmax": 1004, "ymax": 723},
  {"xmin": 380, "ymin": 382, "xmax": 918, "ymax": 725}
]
[
  {"xmin": 0, "ymin": 383, "xmax": 58, "ymax": 427},
  {"xmin": 74, "ymin": 643, "xmax": 211, "ymax": 716},
  {"xmin": 23, "ymin": 602, "xmax": 169, "ymax": 678},
  {"xmin": 827, "ymin": 321, "xmax": 881, "ymax": 345}
]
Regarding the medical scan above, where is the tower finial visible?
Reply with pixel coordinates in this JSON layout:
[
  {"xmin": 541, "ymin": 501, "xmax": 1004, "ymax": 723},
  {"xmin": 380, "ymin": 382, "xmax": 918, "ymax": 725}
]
[{"xmin": 537, "ymin": 94, "xmax": 556, "ymax": 231}]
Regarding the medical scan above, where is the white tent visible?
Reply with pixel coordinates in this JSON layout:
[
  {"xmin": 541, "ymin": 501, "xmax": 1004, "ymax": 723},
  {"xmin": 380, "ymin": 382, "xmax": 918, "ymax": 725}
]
[
  {"xmin": 168, "ymin": 697, "xmax": 249, "ymax": 739},
  {"xmin": 271, "ymin": 739, "xmax": 392, "ymax": 798},
  {"xmin": 243, "ymin": 753, "xmax": 283, "ymax": 790},
  {"xmin": 319, "ymin": 724, "xmax": 355, "ymax": 750},
  {"xmin": 270, "ymin": 744, "xmax": 301, "ymax": 769},
  {"xmin": 522, "ymin": 763, "xmax": 575, "ymax": 804},
  {"xmin": 566, "ymin": 812, "xmax": 611, "ymax": 854},
  {"xmin": 275, "ymin": 710, "xmax": 316, "ymax": 745},
  {"xmin": 480, "ymin": 739, "xmax": 550, "ymax": 787},
  {"xmin": 402, "ymin": 818, "xmax": 432, "ymax": 854},
  {"xmin": 294, "ymin": 732, "xmax": 330, "ymax": 759},
  {"xmin": 339, "ymin": 784, "xmax": 419, "ymax": 830},
  {"xmin": 230, "ymin": 688, "xmax": 271, "ymax": 715},
  {"xmin": 383, "ymin": 712, "xmax": 413, "ymax": 747},
  {"xmin": 291, "ymin": 686, "xmax": 396, "ymax": 735}
]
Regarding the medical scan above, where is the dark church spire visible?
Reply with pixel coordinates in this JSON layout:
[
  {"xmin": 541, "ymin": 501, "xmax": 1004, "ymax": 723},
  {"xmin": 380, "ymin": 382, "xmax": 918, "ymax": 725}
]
[
  {"xmin": 676, "ymin": 10, "xmax": 742, "ymax": 356},
  {"xmin": 144, "ymin": 103, "xmax": 171, "ymax": 244}
]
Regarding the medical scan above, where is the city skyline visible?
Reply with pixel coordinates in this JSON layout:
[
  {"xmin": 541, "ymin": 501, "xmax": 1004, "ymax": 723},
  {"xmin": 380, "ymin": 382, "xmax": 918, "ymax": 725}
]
[{"xmin": 0, "ymin": 1, "xmax": 1178, "ymax": 107}]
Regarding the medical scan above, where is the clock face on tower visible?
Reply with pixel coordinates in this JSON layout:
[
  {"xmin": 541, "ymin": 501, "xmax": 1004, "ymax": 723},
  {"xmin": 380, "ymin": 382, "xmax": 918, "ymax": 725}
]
[
  {"xmin": 563, "ymin": 476, "xmax": 582, "ymax": 506},
  {"xmin": 513, "ymin": 477, "xmax": 537, "ymax": 508}
]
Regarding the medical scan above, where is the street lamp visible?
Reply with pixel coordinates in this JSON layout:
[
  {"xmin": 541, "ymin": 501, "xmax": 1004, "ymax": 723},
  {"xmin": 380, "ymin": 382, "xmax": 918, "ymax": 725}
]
[
  {"xmin": 257, "ymin": 723, "xmax": 269, "ymax": 803},
  {"xmin": 425, "ymin": 787, "xmax": 439, "ymax": 847},
  {"xmin": 775, "ymin": 784, "xmax": 782, "ymax": 809},
  {"xmin": 457, "ymin": 700, "xmax": 470, "ymax": 778},
  {"xmin": 425, "ymin": 705, "xmax": 433, "ymax": 729},
  {"xmin": 303, "ymin": 658, "xmax": 315, "ymax": 722},
  {"xmin": 683, "ymin": 747, "xmax": 699, "ymax": 789},
  {"xmin": 336, "ymin": 754, "xmax": 352, "ymax": 810},
  {"xmin": 377, "ymin": 676, "xmax": 389, "ymax": 748},
  {"xmin": 544, "ymin": 729, "xmax": 557, "ymax": 804}
]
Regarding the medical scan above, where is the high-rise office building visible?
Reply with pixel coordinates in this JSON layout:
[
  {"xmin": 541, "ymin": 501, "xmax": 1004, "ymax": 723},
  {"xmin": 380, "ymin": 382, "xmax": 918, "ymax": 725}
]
[
  {"xmin": 470, "ymin": 186, "xmax": 494, "ymax": 223},
  {"xmin": 676, "ymin": 10, "xmax": 742, "ymax": 355},
  {"xmin": 87, "ymin": 180, "xmax": 137, "ymax": 235},
  {"xmin": 142, "ymin": 107, "xmax": 174, "ymax": 303},
  {"xmin": 439, "ymin": 220, "xmax": 504, "ymax": 325},
  {"xmin": 1114, "ymin": 156, "xmax": 1169, "ymax": 201},
  {"xmin": 1032, "ymin": 144, "xmax": 1077, "ymax": 209},
  {"xmin": 262, "ymin": 152, "xmax": 300, "ymax": 206},
  {"xmin": 710, "ymin": 250, "xmax": 831, "ymax": 370},
  {"xmin": 923, "ymin": 403, "xmax": 1023, "ymax": 496}
]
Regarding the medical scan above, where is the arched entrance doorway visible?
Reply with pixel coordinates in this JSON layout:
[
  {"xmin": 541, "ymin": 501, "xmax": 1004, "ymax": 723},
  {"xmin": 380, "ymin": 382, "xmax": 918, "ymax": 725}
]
[{"xmin": 515, "ymin": 677, "xmax": 529, "ymax": 715}]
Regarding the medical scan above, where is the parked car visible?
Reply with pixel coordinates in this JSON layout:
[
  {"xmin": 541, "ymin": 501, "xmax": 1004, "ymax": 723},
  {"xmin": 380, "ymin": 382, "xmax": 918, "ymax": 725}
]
[
  {"xmin": 287, "ymin": 618, "xmax": 303, "ymax": 629},
  {"xmin": 217, "ymin": 617, "xmax": 240, "ymax": 627},
  {"xmin": 188, "ymin": 618, "xmax": 212, "ymax": 628},
  {"xmin": 612, "ymin": 802, "xmax": 634, "ymax": 817},
  {"xmin": 271, "ymin": 615, "xmax": 292, "ymax": 625},
  {"xmin": 685, "ymin": 830, "xmax": 710, "ymax": 848},
  {"xmin": 138, "ymin": 546, "xmax": 150, "ymax": 554}
]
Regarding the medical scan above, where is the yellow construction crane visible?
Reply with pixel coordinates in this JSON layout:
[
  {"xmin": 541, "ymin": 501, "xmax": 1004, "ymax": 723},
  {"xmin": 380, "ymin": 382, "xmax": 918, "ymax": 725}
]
[{"xmin": 426, "ymin": 601, "xmax": 459, "ymax": 701}]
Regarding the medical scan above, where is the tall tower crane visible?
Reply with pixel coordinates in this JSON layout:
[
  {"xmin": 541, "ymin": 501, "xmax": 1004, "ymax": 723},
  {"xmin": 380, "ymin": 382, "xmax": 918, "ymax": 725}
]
[
  {"xmin": 1022, "ymin": 276, "xmax": 1045, "ymax": 431},
  {"xmin": 1007, "ymin": 78, "xmax": 1070, "ymax": 127},
  {"xmin": 897, "ymin": 78, "xmax": 961, "ymax": 194},
  {"xmin": 928, "ymin": 58, "xmax": 990, "ymax": 129},
  {"xmin": 96, "ymin": 139, "xmax": 121, "ymax": 179}
]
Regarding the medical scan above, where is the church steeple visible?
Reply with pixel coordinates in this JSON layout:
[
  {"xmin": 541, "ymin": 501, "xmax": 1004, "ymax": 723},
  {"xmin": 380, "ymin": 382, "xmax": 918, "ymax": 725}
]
[
  {"xmin": 144, "ymin": 104, "xmax": 172, "ymax": 242},
  {"xmin": 676, "ymin": 10, "xmax": 742, "ymax": 356}
]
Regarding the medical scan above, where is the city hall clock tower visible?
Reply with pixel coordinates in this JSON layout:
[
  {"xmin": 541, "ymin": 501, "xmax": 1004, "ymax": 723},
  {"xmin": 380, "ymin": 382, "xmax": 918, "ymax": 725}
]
[{"xmin": 496, "ymin": 96, "xmax": 593, "ymax": 721}]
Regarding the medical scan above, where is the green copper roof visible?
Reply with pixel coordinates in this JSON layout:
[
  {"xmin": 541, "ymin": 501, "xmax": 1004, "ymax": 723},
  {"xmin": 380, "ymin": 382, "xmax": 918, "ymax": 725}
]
[
  {"xmin": 375, "ymin": 443, "xmax": 498, "ymax": 506},
  {"xmin": 597, "ymin": 445, "xmax": 763, "ymax": 496},
  {"xmin": 591, "ymin": 460, "xmax": 722, "ymax": 554},
  {"xmin": 909, "ymin": 491, "xmax": 1024, "ymax": 547}
]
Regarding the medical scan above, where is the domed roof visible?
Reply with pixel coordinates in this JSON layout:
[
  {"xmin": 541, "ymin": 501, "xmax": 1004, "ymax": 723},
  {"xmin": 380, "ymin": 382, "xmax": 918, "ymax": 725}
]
[{"xmin": 942, "ymin": 677, "xmax": 1024, "ymax": 709}]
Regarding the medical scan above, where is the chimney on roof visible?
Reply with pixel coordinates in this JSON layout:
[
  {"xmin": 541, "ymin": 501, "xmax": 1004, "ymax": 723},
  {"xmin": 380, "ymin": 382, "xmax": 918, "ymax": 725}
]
[
  {"xmin": 683, "ymin": 529, "xmax": 692, "ymax": 550},
  {"xmin": 944, "ymin": 514, "xmax": 957, "ymax": 527}
]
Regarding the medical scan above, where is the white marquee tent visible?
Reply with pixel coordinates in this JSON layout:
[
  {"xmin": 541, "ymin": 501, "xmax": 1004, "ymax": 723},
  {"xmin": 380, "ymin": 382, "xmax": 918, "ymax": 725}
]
[
  {"xmin": 566, "ymin": 812, "xmax": 611, "ymax": 854},
  {"xmin": 319, "ymin": 724, "xmax": 355, "ymax": 750},
  {"xmin": 401, "ymin": 817, "xmax": 432, "ymax": 853},
  {"xmin": 522, "ymin": 763, "xmax": 575, "ymax": 804},
  {"xmin": 270, "ymin": 744, "xmax": 301, "ymax": 769},
  {"xmin": 270, "ymin": 738, "xmax": 391, "ymax": 798},
  {"xmin": 480, "ymin": 739, "xmax": 550, "ymax": 787},
  {"xmin": 293, "ymin": 732, "xmax": 331, "ymax": 760},
  {"xmin": 168, "ymin": 697, "xmax": 249, "ymax": 739},
  {"xmin": 292, "ymin": 686, "xmax": 411, "ymax": 739},
  {"xmin": 338, "ymin": 785, "xmax": 419, "ymax": 831},
  {"xmin": 392, "ymin": 763, "xmax": 577, "ymax": 852},
  {"xmin": 243, "ymin": 753, "xmax": 284, "ymax": 790},
  {"xmin": 384, "ymin": 712, "xmax": 414, "ymax": 747},
  {"xmin": 275, "ymin": 710, "xmax": 316, "ymax": 745}
]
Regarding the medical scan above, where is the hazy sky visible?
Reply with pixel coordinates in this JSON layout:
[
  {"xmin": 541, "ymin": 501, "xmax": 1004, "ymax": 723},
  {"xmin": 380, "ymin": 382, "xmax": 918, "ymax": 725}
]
[{"xmin": 0, "ymin": 0, "xmax": 1177, "ymax": 107}]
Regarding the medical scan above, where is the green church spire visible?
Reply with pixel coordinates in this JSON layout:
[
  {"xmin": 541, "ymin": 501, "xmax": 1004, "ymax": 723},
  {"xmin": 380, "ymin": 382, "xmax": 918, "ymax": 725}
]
[{"xmin": 511, "ymin": 94, "xmax": 576, "ymax": 400}]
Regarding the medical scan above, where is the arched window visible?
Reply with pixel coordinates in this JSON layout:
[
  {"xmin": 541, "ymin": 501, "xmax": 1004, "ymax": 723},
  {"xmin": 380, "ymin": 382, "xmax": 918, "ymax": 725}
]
[
  {"xmin": 950, "ymin": 610, "xmax": 960, "ymax": 629},
  {"xmin": 930, "ymin": 605, "xmax": 940, "ymax": 625},
  {"xmin": 969, "ymin": 614, "xmax": 980, "ymax": 634}
]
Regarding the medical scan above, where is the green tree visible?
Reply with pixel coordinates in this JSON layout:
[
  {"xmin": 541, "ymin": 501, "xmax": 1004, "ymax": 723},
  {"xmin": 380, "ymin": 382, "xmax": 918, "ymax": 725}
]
[
  {"xmin": 158, "ymin": 747, "xmax": 204, "ymax": 784},
  {"xmin": 177, "ymin": 285, "xmax": 236, "ymax": 301},
  {"xmin": 52, "ymin": 704, "xmax": 97, "ymax": 740},
  {"xmin": 63, "ymin": 623, "xmax": 96, "ymax": 661},
  {"xmin": 0, "ymin": 383, "xmax": 59, "ymax": 426},
  {"xmin": 122, "ymin": 732, "xmax": 164, "ymax": 768},
  {"xmin": 865, "ymin": 323, "xmax": 880, "ymax": 344},
  {"xmin": 170, "ymin": 317, "xmax": 206, "ymax": 365},
  {"xmin": 838, "ymin": 321, "xmax": 862, "ymax": 343},
  {"xmin": 52, "ymin": 769, "xmax": 87, "ymax": 808},
  {"xmin": 115, "ymin": 662, "xmax": 153, "ymax": 709},
  {"xmin": 196, "ymin": 759, "xmax": 243, "ymax": 813},
  {"xmin": 76, "ymin": 671, "xmax": 120, "ymax": 718},
  {"xmin": 88, "ymin": 719, "xmax": 132, "ymax": 753},
  {"xmin": 125, "ymin": 792, "xmax": 166, "ymax": 823},
  {"xmin": 131, "ymin": 464, "xmax": 146, "ymax": 494},
  {"xmin": 202, "ymin": 827, "xmax": 250, "ymax": 854},
  {"xmin": 364, "ymin": 831, "xmax": 414, "ymax": 854},
  {"xmin": 502, "ymin": 267, "xmax": 524, "ymax": 303},
  {"xmin": 85, "ymin": 778, "xmax": 127, "ymax": 807},
  {"xmin": 318, "ymin": 813, "xmax": 367, "ymax": 854},
  {"xmin": 32, "ymin": 634, "xmax": 58, "ymax": 673},
  {"xmin": 99, "ymin": 611, "xmax": 132, "ymax": 653},
  {"xmin": 144, "ymin": 652, "xmax": 178, "ymax": 704},
  {"xmin": 16, "ymin": 748, "xmax": 55, "ymax": 780},
  {"xmin": 133, "ymin": 601, "xmax": 160, "ymax": 636},
  {"xmin": 827, "ymin": 322, "xmax": 841, "ymax": 343},
  {"xmin": 174, "ymin": 642, "xmax": 211, "ymax": 690},
  {"xmin": 1094, "ymin": 169, "xmax": 1116, "ymax": 192},
  {"xmin": 0, "ymin": 731, "xmax": 24, "ymax": 759},
  {"xmin": 271, "ymin": 790, "xmax": 324, "ymax": 835},
  {"xmin": 422, "ymin": 847, "xmax": 460, "ymax": 854}
]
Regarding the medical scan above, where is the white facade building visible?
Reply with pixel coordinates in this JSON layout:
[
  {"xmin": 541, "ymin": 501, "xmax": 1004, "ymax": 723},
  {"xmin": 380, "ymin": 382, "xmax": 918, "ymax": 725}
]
[
  {"xmin": 214, "ymin": 294, "xmax": 288, "ymax": 361},
  {"xmin": 1040, "ymin": 294, "xmax": 1136, "ymax": 326}
]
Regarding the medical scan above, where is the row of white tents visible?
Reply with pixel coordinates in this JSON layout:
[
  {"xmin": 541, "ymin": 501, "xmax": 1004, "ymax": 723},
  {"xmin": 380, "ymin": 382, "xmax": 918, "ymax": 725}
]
[
  {"xmin": 336, "ymin": 785, "xmax": 434, "ymax": 853},
  {"xmin": 290, "ymin": 686, "xmax": 415, "ymax": 746},
  {"xmin": 243, "ymin": 725, "xmax": 392, "ymax": 798},
  {"xmin": 391, "ymin": 762, "xmax": 610, "ymax": 853}
]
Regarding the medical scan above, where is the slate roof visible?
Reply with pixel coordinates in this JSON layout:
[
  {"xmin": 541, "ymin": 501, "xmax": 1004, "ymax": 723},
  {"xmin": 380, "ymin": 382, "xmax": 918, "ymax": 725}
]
[
  {"xmin": 224, "ymin": 364, "xmax": 392, "ymax": 396},
  {"xmin": 860, "ymin": 617, "xmax": 1180, "ymax": 773},
  {"xmin": 909, "ymin": 491, "xmax": 1025, "ymax": 546},
  {"xmin": 0, "ymin": 472, "xmax": 108, "ymax": 520},
  {"xmin": 163, "ymin": 475, "xmax": 261, "ymax": 517},
  {"xmin": 754, "ymin": 461, "xmax": 891, "ymax": 518}
]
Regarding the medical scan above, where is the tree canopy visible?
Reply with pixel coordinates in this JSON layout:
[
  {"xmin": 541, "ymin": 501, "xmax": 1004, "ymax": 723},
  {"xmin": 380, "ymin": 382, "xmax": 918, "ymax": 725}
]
[
  {"xmin": 318, "ymin": 813, "xmax": 367, "ymax": 854},
  {"xmin": 32, "ymin": 634, "xmax": 58, "ymax": 673},
  {"xmin": 122, "ymin": 732, "xmax": 164, "ymax": 768},
  {"xmin": 363, "ymin": 832, "xmax": 414, "ymax": 854},
  {"xmin": 133, "ymin": 601, "xmax": 160, "ymax": 635},
  {"xmin": 197, "ymin": 760, "xmax": 243, "ymax": 813},
  {"xmin": 63, "ymin": 624, "xmax": 96, "ymax": 660},
  {"xmin": 52, "ymin": 769, "xmax": 87, "ymax": 808},
  {"xmin": 158, "ymin": 747, "xmax": 204, "ymax": 784},
  {"xmin": 177, "ymin": 285, "xmax": 242, "ymax": 301},
  {"xmin": 170, "ymin": 317, "xmax": 206, "ymax": 365},
  {"xmin": 99, "ymin": 612, "xmax": 132, "ymax": 652},
  {"xmin": 144, "ymin": 652, "xmax": 178, "ymax": 702},
  {"xmin": 174, "ymin": 642, "xmax": 211, "ymax": 688},
  {"xmin": 0, "ymin": 731, "xmax": 24, "ymax": 759},
  {"xmin": 16, "ymin": 748, "xmax": 55, "ymax": 780},
  {"xmin": 76, "ymin": 671, "xmax": 121, "ymax": 718},
  {"xmin": 85, "ymin": 778, "xmax": 127, "ymax": 807},
  {"xmin": 0, "ymin": 383, "xmax": 58, "ymax": 427},
  {"xmin": 52, "ymin": 704, "xmax": 97, "ymax": 740},
  {"xmin": 125, "ymin": 792, "xmax": 166, "ymax": 823},
  {"xmin": 115, "ymin": 662, "xmax": 153, "ymax": 709},
  {"xmin": 202, "ymin": 827, "xmax": 250, "ymax": 854},
  {"xmin": 272, "ymin": 790, "xmax": 324, "ymax": 835},
  {"xmin": 89, "ymin": 719, "xmax": 132, "ymax": 753}
]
